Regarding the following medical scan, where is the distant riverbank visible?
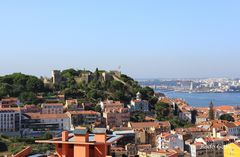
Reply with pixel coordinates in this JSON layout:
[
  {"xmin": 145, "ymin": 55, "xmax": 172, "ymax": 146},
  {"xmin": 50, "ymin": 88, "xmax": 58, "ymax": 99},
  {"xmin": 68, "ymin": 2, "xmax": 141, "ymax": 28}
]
[{"xmin": 155, "ymin": 90, "xmax": 240, "ymax": 107}]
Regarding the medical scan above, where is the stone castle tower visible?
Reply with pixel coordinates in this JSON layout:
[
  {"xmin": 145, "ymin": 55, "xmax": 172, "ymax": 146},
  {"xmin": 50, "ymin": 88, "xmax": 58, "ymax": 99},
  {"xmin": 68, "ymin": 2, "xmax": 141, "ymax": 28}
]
[{"xmin": 52, "ymin": 70, "xmax": 62, "ymax": 84}]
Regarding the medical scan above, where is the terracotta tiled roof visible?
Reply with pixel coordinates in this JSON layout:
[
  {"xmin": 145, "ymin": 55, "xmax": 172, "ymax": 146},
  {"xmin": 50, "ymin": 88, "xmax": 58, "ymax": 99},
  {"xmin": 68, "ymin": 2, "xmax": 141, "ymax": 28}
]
[
  {"xmin": 0, "ymin": 107, "xmax": 21, "ymax": 111},
  {"xmin": 160, "ymin": 132, "xmax": 172, "ymax": 138},
  {"xmin": 197, "ymin": 112, "xmax": 208, "ymax": 118},
  {"xmin": 224, "ymin": 122, "xmax": 237, "ymax": 128},
  {"xmin": 26, "ymin": 113, "xmax": 68, "ymax": 119},
  {"xmin": 66, "ymin": 99, "xmax": 78, "ymax": 104},
  {"xmin": 42, "ymin": 103, "xmax": 63, "ymax": 106},
  {"xmin": 130, "ymin": 121, "xmax": 170, "ymax": 129},
  {"xmin": 58, "ymin": 95, "xmax": 65, "ymax": 98},
  {"xmin": 151, "ymin": 149, "xmax": 178, "ymax": 156},
  {"xmin": 215, "ymin": 105, "xmax": 235, "ymax": 111},
  {"xmin": 204, "ymin": 137, "xmax": 223, "ymax": 142},
  {"xmin": 137, "ymin": 144, "xmax": 152, "ymax": 147},
  {"xmin": 24, "ymin": 104, "xmax": 39, "ymax": 108},
  {"xmin": 175, "ymin": 127, "xmax": 209, "ymax": 133},
  {"xmin": 1, "ymin": 97, "xmax": 18, "ymax": 101},
  {"xmin": 144, "ymin": 116, "xmax": 156, "ymax": 121},
  {"xmin": 196, "ymin": 107, "xmax": 209, "ymax": 112},
  {"xmin": 103, "ymin": 100, "xmax": 122, "ymax": 105},
  {"xmin": 234, "ymin": 121, "xmax": 240, "ymax": 126},
  {"xmin": 68, "ymin": 110, "xmax": 100, "ymax": 115},
  {"xmin": 196, "ymin": 105, "xmax": 235, "ymax": 112},
  {"xmin": 36, "ymin": 96, "xmax": 43, "ymax": 99},
  {"xmin": 159, "ymin": 98, "xmax": 173, "ymax": 104},
  {"xmin": 132, "ymin": 99, "xmax": 148, "ymax": 103}
]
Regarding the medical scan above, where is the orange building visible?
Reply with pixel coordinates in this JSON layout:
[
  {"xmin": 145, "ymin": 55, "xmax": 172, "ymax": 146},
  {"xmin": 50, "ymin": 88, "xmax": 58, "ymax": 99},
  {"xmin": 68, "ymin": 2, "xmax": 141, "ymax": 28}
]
[{"xmin": 36, "ymin": 128, "xmax": 122, "ymax": 157}]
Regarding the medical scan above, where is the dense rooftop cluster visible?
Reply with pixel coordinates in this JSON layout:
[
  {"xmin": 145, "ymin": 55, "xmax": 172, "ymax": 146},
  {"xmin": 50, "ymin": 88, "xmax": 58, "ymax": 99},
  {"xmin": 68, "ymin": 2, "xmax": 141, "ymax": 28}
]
[{"xmin": 1, "ymin": 70, "xmax": 240, "ymax": 157}]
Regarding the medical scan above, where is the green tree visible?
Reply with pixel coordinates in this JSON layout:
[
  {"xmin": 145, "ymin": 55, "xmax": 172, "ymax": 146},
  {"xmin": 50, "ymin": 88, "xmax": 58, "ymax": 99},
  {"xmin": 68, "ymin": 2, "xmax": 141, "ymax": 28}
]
[
  {"xmin": 219, "ymin": 114, "xmax": 234, "ymax": 122},
  {"xmin": 19, "ymin": 92, "xmax": 38, "ymax": 104},
  {"xmin": 61, "ymin": 68, "xmax": 78, "ymax": 78},
  {"xmin": 26, "ymin": 77, "xmax": 44, "ymax": 92},
  {"xmin": 110, "ymin": 80, "xmax": 124, "ymax": 91},
  {"xmin": 87, "ymin": 89, "xmax": 105, "ymax": 101},
  {"xmin": 43, "ymin": 132, "xmax": 53, "ymax": 140},
  {"xmin": 155, "ymin": 102, "xmax": 171, "ymax": 120},
  {"xmin": 0, "ymin": 83, "xmax": 12, "ymax": 97},
  {"xmin": 0, "ymin": 142, "xmax": 8, "ymax": 152},
  {"xmin": 149, "ymin": 96, "xmax": 158, "ymax": 110},
  {"xmin": 94, "ymin": 105, "xmax": 102, "ymax": 112},
  {"xmin": 130, "ymin": 111, "xmax": 145, "ymax": 122},
  {"xmin": 0, "ymin": 73, "xmax": 45, "ymax": 98},
  {"xmin": 139, "ymin": 87, "xmax": 154, "ymax": 100}
]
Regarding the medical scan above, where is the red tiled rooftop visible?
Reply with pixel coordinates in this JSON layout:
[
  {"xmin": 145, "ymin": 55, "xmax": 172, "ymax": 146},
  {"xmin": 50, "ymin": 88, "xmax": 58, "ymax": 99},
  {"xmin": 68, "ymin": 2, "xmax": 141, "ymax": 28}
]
[
  {"xmin": 1, "ymin": 97, "xmax": 18, "ymax": 101},
  {"xmin": 130, "ymin": 121, "xmax": 170, "ymax": 129},
  {"xmin": 0, "ymin": 107, "xmax": 21, "ymax": 111},
  {"xmin": 66, "ymin": 99, "xmax": 78, "ymax": 103},
  {"xmin": 215, "ymin": 105, "xmax": 235, "ymax": 111},
  {"xmin": 234, "ymin": 121, "xmax": 240, "ymax": 126},
  {"xmin": 26, "ymin": 113, "xmax": 68, "ymax": 119},
  {"xmin": 68, "ymin": 110, "xmax": 100, "ymax": 115},
  {"xmin": 42, "ymin": 103, "xmax": 63, "ymax": 106}
]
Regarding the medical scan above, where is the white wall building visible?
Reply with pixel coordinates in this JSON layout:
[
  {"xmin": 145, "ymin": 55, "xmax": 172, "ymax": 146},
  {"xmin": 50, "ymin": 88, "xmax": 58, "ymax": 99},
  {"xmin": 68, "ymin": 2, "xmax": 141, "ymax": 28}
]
[
  {"xmin": 0, "ymin": 108, "xmax": 21, "ymax": 133},
  {"xmin": 156, "ymin": 133, "xmax": 184, "ymax": 151},
  {"xmin": 128, "ymin": 92, "xmax": 149, "ymax": 112},
  {"xmin": 179, "ymin": 111, "xmax": 192, "ymax": 123}
]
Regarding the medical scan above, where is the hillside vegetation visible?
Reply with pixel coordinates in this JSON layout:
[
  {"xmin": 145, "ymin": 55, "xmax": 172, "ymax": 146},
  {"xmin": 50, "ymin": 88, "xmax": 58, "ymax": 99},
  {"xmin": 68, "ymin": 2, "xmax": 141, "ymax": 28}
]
[{"xmin": 0, "ymin": 69, "xmax": 156, "ymax": 105}]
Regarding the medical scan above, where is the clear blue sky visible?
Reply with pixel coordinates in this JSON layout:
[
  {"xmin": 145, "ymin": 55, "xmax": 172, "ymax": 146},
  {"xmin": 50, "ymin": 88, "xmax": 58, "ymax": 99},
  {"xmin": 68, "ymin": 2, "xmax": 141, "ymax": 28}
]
[{"xmin": 0, "ymin": 0, "xmax": 240, "ymax": 78}]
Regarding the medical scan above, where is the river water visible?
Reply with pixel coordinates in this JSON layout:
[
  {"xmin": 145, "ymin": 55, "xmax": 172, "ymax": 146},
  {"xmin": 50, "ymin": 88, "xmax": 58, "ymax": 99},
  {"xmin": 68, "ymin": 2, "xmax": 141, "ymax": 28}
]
[{"xmin": 155, "ymin": 90, "xmax": 240, "ymax": 107}]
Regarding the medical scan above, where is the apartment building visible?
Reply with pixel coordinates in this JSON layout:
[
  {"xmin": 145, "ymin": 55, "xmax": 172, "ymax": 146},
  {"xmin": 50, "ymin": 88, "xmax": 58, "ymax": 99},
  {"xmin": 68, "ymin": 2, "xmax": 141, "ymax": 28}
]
[
  {"xmin": 0, "ymin": 97, "xmax": 20, "ymax": 108},
  {"xmin": 22, "ymin": 113, "xmax": 70, "ymax": 132},
  {"xmin": 189, "ymin": 137, "xmax": 224, "ymax": 157},
  {"xmin": 0, "ymin": 108, "xmax": 21, "ymax": 132},
  {"xmin": 99, "ymin": 100, "xmax": 124, "ymax": 111},
  {"xmin": 128, "ymin": 122, "xmax": 171, "ymax": 147},
  {"xmin": 66, "ymin": 110, "xmax": 101, "ymax": 128},
  {"xmin": 156, "ymin": 132, "xmax": 184, "ymax": 151},
  {"xmin": 100, "ymin": 100, "xmax": 130, "ymax": 128},
  {"xmin": 41, "ymin": 103, "xmax": 64, "ymax": 114}
]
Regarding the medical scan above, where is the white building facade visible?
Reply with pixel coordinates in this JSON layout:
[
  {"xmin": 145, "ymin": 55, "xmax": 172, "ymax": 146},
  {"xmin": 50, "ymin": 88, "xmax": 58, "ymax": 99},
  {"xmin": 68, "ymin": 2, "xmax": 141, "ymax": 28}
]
[
  {"xmin": 128, "ymin": 92, "xmax": 149, "ymax": 112},
  {"xmin": 0, "ymin": 108, "xmax": 21, "ymax": 132}
]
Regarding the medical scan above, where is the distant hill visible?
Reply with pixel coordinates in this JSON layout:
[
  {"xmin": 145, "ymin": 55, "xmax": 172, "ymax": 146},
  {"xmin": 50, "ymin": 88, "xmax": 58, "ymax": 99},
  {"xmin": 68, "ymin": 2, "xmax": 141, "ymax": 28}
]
[{"xmin": 0, "ymin": 68, "xmax": 157, "ymax": 105}]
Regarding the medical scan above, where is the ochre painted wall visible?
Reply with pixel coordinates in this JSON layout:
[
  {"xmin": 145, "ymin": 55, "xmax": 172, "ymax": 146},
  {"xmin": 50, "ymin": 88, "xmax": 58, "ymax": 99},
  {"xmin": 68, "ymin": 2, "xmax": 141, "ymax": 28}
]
[{"xmin": 74, "ymin": 144, "xmax": 89, "ymax": 157}]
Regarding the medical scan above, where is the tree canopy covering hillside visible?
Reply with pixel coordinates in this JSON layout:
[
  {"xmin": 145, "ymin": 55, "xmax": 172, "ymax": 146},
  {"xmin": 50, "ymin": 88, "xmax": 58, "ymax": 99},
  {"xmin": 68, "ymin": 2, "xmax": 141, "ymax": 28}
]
[
  {"xmin": 0, "ymin": 73, "xmax": 44, "ymax": 99},
  {"xmin": 57, "ymin": 68, "xmax": 156, "ymax": 104},
  {"xmin": 0, "ymin": 69, "xmax": 157, "ymax": 105}
]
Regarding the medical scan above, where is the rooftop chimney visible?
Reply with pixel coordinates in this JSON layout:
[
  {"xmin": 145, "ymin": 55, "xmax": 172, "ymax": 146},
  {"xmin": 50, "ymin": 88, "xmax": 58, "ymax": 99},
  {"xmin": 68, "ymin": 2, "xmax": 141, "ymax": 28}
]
[
  {"xmin": 93, "ymin": 128, "xmax": 107, "ymax": 143},
  {"xmin": 74, "ymin": 128, "xmax": 89, "ymax": 142}
]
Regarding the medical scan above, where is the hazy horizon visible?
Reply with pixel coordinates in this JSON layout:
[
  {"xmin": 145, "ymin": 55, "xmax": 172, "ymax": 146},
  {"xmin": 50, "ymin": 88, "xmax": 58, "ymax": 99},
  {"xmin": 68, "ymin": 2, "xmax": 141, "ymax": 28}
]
[{"xmin": 1, "ymin": 1, "xmax": 240, "ymax": 78}]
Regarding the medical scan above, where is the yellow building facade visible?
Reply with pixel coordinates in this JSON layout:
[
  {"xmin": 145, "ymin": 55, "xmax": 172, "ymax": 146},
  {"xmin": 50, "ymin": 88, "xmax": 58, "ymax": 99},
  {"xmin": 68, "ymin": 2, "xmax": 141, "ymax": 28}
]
[{"xmin": 224, "ymin": 143, "xmax": 240, "ymax": 157}]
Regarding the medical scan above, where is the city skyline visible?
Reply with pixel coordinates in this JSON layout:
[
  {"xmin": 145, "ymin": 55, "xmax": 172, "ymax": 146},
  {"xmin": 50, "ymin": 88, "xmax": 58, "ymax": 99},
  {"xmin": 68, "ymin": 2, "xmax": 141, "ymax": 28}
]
[{"xmin": 0, "ymin": 0, "xmax": 240, "ymax": 78}]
